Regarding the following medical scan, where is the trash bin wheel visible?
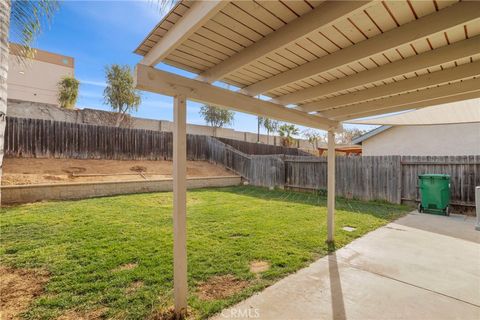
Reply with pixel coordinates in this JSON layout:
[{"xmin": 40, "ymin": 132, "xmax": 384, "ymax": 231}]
[
  {"xmin": 445, "ymin": 205, "xmax": 451, "ymax": 216},
  {"xmin": 417, "ymin": 203, "xmax": 423, "ymax": 213}
]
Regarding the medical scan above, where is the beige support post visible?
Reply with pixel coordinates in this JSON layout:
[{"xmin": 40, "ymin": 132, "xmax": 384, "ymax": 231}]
[
  {"xmin": 173, "ymin": 94, "xmax": 188, "ymax": 317},
  {"xmin": 327, "ymin": 130, "xmax": 336, "ymax": 242}
]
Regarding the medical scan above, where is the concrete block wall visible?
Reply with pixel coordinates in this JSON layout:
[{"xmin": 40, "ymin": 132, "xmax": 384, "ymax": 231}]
[
  {"xmin": 7, "ymin": 99, "xmax": 314, "ymax": 149},
  {"xmin": 1, "ymin": 176, "xmax": 241, "ymax": 204}
]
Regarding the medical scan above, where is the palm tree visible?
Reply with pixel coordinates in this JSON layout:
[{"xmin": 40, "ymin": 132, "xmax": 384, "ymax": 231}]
[
  {"xmin": 278, "ymin": 124, "xmax": 300, "ymax": 147},
  {"xmin": 263, "ymin": 118, "xmax": 279, "ymax": 144},
  {"xmin": 58, "ymin": 76, "xmax": 80, "ymax": 109},
  {"xmin": 257, "ymin": 116, "xmax": 264, "ymax": 142},
  {"xmin": 0, "ymin": 0, "xmax": 59, "ymax": 204}
]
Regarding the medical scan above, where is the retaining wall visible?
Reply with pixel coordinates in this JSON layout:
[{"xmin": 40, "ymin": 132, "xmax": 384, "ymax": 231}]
[{"xmin": 1, "ymin": 176, "xmax": 241, "ymax": 204}]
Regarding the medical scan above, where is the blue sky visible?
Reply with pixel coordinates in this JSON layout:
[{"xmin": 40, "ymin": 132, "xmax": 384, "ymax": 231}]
[{"xmin": 16, "ymin": 0, "xmax": 375, "ymax": 136}]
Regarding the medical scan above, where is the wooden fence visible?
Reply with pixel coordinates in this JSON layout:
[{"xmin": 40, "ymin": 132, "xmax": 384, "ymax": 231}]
[
  {"xmin": 5, "ymin": 117, "xmax": 305, "ymax": 161},
  {"xmin": 399, "ymin": 156, "xmax": 479, "ymax": 206},
  {"xmin": 4, "ymin": 117, "xmax": 287, "ymax": 188},
  {"xmin": 206, "ymin": 137, "xmax": 285, "ymax": 187},
  {"xmin": 5, "ymin": 117, "xmax": 479, "ymax": 206},
  {"xmin": 284, "ymin": 156, "xmax": 402, "ymax": 203},
  {"xmin": 218, "ymin": 137, "xmax": 311, "ymax": 156},
  {"xmin": 283, "ymin": 155, "xmax": 479, "ymax": 206}
]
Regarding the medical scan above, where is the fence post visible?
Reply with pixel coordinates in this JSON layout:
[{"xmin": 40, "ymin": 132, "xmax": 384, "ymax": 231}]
[
  {"xmin": 397, "ymin": 156, "xmax": 402, "ymax": 204},
  {"xmin": 475, "ymin": 187, "xmax": 480, "ymax": 231}
]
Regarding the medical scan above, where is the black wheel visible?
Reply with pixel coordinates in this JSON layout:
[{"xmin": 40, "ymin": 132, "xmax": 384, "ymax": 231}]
[{"xmin": 417, "ymin": 203, "xmax": 423, "ymax": 213}]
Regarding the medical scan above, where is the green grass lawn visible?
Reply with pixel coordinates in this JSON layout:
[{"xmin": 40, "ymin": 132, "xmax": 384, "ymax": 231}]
[{"xmin": 0, "ymin": 186, "xmax": 408, "ymax": 319}]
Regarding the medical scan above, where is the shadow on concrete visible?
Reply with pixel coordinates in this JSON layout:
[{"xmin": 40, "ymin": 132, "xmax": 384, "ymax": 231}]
[
  {"xmin": 395, "ymin": 211, "xmax": 480, "ymax": 243},
  {"xmin": 327, "ymin": 242, "xmax": 347, "ymax": 320}
]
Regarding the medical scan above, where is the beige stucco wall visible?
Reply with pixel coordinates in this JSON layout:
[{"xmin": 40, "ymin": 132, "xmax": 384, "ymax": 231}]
[
  {"xmin": 7, "ymin": 45, "xmax": 74, "ymax": 106},
  {"xmin": 362, "ymin": 123, "xmax": 480, "ymax": 156}
]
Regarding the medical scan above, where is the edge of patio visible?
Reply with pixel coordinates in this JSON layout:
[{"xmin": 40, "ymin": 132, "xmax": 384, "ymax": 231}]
[{"xmin": 213, "ymin": 212, "xmax": 480, "ymax": 320}]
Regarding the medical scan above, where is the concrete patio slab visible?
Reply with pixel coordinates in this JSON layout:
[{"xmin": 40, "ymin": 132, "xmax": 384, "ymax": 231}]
[{"xmin": 213, "ymin": 212, "xmax": 480, "ymax": 320}]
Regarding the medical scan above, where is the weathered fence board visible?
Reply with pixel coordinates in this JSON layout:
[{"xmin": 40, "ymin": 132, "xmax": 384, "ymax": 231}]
[
  {"xmin": 5, "ymin": 117, "xmax": 212, "ymax": 161},
  {"xmin": 285, "ymin": 156, "xmax": 401, "ymax": 203},
  {"xmin": 400, "ymin": 155, "xmax": 480, "ymax": 206},
  {"xmin": 6, "ymin": 117, "xmax": 307, "ymax": 160},
  {"xmin": 218, "ymin": 137, "xmax": 311, "ymax": 156}
]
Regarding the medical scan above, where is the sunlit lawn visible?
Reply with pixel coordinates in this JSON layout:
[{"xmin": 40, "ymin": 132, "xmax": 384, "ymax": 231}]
[{"xmin": 0, "ymin": 186, "xmax": 408, "ymax": 319}]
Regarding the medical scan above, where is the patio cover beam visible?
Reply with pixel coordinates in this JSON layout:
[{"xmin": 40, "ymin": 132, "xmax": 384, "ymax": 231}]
[
  {"xmin": 244, "ymin": 1, "xmax": 480, "ymax": 97},
  {"xmin": 322, "ymin": 77, "xmax": 480, "ymax": 120},
  {"xmin": 197, "ymin": 0, "xmax": 372, "ymax": 83},
  {"xmin": 302, "ymin": 60, "xmax": 480, "ymax": 112},
  {"xmin": 296, "ymin": 36, "xmax": 480, "ymax": 112},
  {"xmin": 134, "ymin": 64, "xmax": 340, "ymax": 131},
  {"xmin": 336, "ymin": 91, "xmax": 480, "ymax": 122},
  {"xmin": 140, "ymin": 0, "xmax": 228, "ymax": 67}
]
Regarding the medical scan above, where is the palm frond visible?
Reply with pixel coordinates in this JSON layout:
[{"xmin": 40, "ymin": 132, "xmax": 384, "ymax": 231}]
[
  {"xmin": 10, "ymin": 0, "xmax": 59, "ymax": 60},
  {"xmin": 151, "ymin": 0, "xmax": 177, "ymax": 14}
]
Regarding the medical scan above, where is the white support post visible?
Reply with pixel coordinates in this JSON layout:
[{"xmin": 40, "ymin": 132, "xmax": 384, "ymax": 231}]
[
  {"xmin": 173, "ymin": 95, "xmax": 188, "ymax": 316},
  {"xmin": 327, "ymin": 130, "xmax": 336, "ymax": 242}
]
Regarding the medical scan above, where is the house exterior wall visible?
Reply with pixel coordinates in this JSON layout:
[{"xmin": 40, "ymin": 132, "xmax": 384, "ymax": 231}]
[
  {"xmin": 362, "ymin": 123, "xmax": 480, "ymax": 156},
  {"xmin": 7, "ymin": 44, "xmax": 74, "ymax": 106}
]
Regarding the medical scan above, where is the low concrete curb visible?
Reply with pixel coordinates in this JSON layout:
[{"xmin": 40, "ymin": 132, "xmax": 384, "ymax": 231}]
[{"xmin": 1, "ymin": 176, "xmax": 241, "ymax": 204}]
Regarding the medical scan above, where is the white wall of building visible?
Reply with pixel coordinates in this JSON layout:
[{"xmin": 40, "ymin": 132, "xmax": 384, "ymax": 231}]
[
  {"xmin": 7, "ymin": 45, "xmax": 74, "ymax": 106},
  {"xmin": 362, "ymin": 123, "xmax": 480, "ymax": 156}
]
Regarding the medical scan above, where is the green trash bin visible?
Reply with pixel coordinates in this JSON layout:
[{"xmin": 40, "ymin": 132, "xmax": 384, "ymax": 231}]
[{"xmin": 418, "ymin": 174, "xmax": 451, "ymax": 215}]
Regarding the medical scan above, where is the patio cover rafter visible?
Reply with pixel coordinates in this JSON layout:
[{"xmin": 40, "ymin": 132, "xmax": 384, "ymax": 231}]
[
  {"xmin": 134, "ymin": 64, "xmax": 339, "ymax": 131},
  {"xmin": 197, "ymin": 0, "xmax": 373, "ymax": 83},
  {"xmin": 323, "ymin": 77, "xmax": 480, "ymax": 120},
  {"xmin": 335, "ymin": 91, "xmax": 480, "ymax": 121},
  {"xmin": 140, "ymin": 0, "xmax": 229, "ymax": 67},
  {"xmin": 245, "ymin": 1, "xmax": 480, "ymax": 98},
  {"xmin": 296, "ymin": 36, "xmax": 480, "ymax": 112},
  {"xmin": 302, "ymin": 60, "xmax": 480, "ymax": 112}
]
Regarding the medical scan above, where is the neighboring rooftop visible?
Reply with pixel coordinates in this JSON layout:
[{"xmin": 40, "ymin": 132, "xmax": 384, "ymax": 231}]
[
  {"xmin": 352, "ymin": 126, "xmax": 390, "ymax": 145},
  {"xmin": 9, "ymin": 43, "xmax": 74, "ymax": 68}
]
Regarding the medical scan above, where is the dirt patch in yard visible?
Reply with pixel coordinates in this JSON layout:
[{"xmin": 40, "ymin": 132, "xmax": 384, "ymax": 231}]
[
  {"xmin": 149, "ymin": 306, "xmax": 196, "ymax": 320},
  {"xmin": 56, "ymin": 307, "xmax": 108, "ymax": 320},
  {"xmin": 43, "ymin": 175, "xmax": 64, "ymax": 181},
  {"xmin": 0, "ymin": 266, "xmax": 49, "ymax": 320},
  {"xmin": 62, "ymin": 167, "xmax": 87, "ymax": 175},
  {"xmin": 197, "ymin": 275, "xmax": 249, "ymax": 301},
  {"xmin": 130, "ymin": 165, "xmax": 147, "ymax": 173},
  {"xmin": 112, "ymin": 263, "xmax": 138, "ymax": 272},
  {"xmin": 125, "ymin": 281, "xmax": 144, "ymax": 295},
  {"xmin": 249, "ymin": 260, "xmax": 270, "ymax": 274},
  {"xmin": 2, "ymin": 158, "xmax": 233, "ymax": 185}
]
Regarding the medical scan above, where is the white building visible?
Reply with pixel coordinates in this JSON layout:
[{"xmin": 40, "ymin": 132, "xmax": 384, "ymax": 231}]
[
  {"xmin": 7, "ymin": 43, "xmax": 75, "ymax": 106},
  {"xmin": 352, "ymin": 100, "xmax": 480, "ymax": 156}
]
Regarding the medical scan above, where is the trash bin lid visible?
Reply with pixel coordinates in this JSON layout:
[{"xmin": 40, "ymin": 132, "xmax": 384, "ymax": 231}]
[{"xmin": 418, "ymin": 174, "xmax": 450, "ymax": 179}]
